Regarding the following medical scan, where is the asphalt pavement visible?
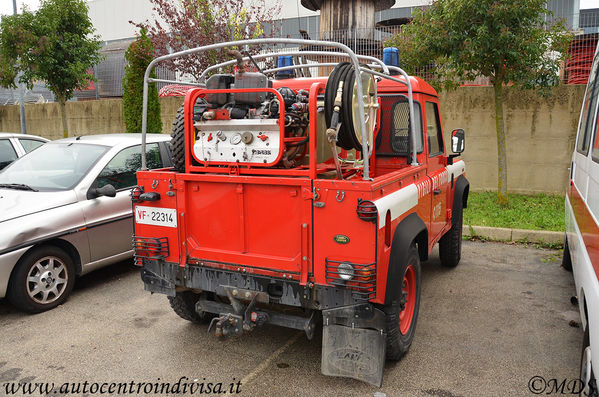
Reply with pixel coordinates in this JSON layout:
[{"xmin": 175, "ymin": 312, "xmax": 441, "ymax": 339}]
[{"xmin": 0, "ymin": 241, "xmax": 582, "ymax": 397}]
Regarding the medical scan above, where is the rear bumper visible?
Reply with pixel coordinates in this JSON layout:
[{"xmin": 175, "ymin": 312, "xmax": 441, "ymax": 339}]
[
  {"xmin": 141, "ymin": 259, "xmax": 371, "ymax": 310},
  {"xmin": 142, "ymin": 258, "xmax": 388, "ymax": 387}
]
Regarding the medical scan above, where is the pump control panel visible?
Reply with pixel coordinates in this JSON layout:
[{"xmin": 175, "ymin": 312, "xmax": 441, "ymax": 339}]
[{"xmin": 193, "ymin": 119, "xmax": 281, "ymax": 165}]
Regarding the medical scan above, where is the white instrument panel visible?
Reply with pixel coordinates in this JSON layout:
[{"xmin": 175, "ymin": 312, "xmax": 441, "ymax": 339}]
[{"xmin": 193, "ymin": 119, "xmax": 281, "ymax": 165}]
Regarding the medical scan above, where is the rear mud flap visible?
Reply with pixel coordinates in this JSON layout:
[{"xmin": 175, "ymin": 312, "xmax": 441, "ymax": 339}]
[
  {"xmin": 141, "ymin": 268, "xmax": 176, "ymax": 296},
  {"xmin": 321, "ymin": 304, "xmax": 386, "ymax": 387}
]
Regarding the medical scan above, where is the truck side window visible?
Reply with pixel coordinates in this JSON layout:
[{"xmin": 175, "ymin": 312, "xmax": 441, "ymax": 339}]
[
  {"xmin": 388, "ymin": 99, "xmax": 423, "ymax": 155},
  {"xmin": 425, "ymin": 101, "xmax": 444, "ymax": 156},
  {"xmin": 578, "ymin": 54, "xmax": 599, "ymax": 156},
  {"xmin": 96, "ymin": 143, "xmax": 162, "ymax": 190}
]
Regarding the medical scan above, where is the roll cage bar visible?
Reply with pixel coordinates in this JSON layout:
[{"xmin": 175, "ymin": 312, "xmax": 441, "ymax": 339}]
[{"xmin": 141, "ymin": 38, "xmax": 418, "ymax": 179}]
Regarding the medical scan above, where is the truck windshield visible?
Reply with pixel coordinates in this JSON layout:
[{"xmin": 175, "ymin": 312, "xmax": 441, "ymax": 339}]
[{"xmin": 0, "ymin": 142, "xmax": 108, "ymax": 191}]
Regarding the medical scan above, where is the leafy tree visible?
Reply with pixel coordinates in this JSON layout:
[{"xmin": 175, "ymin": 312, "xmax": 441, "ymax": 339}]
[
  {"xmin": 133, "ymin": 0, "xmax": 281, "ymax": 80},
  {"xmin": 386, "ymin": 0, "xmax": 571, "ymax": 205},
  {"xmin": 122, "ymin": 28, "xmax": 161, "ymax": 134},
  {"xmin": 0, "ymin": 0, "xmax": 102, "ymax": 138}
]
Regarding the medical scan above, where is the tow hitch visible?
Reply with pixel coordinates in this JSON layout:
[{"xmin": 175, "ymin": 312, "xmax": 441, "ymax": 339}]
[{"xmin": 201, "ymin": 286, "xmax": 317, "ymax": 340}]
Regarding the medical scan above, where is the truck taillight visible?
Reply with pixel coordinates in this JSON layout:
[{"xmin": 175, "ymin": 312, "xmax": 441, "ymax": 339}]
[
  {"xmin": 325, "ymin": 259, "xmax": 377, "ymax": 301},
  {"xmin": 132, "ymin": 236, "xmax": 169, "ymax": 266},
  {"xmin": 131, "ymin": 186, "xmax": 144, "ymax": 203},
  {"xmin": 356, "ymin": 199, "xmax": 377, "ymax": 223},
  {"xmin": 337, "ymin": 262, "xmax": 355, "ymax": 280}
]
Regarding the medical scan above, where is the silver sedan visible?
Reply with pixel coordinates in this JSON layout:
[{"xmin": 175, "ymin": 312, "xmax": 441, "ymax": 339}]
[{"xmin": 0, "ymin": 134, "xmax": 172, "ymax": 312}]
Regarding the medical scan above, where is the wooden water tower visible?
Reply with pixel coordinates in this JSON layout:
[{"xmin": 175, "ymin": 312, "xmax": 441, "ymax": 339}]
[{"xmin": 301, "ymin": 0, "xmax": 395, "ymax": 39}]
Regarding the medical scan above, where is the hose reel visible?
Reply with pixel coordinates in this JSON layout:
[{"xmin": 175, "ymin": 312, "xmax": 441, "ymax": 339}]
[{"xmin": 324, "ymin": 62, "xmax": 378, "ymax": 152}]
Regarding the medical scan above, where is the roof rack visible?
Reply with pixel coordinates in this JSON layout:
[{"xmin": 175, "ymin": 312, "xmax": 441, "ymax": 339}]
[{"xmin": 141, "ymin": 38, "xmax": 418, "ymax": 180}]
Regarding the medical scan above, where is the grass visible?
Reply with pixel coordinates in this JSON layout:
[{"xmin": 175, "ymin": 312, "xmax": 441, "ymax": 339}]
[{"xmin": 463, "ymin": 191, "xmax": 565, "ymax": 232}]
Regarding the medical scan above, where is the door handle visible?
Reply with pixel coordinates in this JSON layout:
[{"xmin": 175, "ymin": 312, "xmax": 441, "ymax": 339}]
[{"xmin": 433, "ymin": 188, "xmax": 442, "ymax": 195}]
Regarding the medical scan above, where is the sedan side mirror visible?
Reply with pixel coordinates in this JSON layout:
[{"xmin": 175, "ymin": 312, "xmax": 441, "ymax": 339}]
[
  {"xmin": 451, "ymin": 128, "xmax": 465, "ymax": 154},
  {"xmin": 87, "ymin": 184, "xmax": 117, "ymax": 200}
]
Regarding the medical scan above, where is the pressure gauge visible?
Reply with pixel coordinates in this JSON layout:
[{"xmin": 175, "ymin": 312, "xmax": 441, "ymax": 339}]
[
  {"xmin": 231, "ymin": 133, "xmax": 242, "ymax": 145},
  {"xmin": 241, "ymin": 131, "xmax": 254, "ymax": 144}
]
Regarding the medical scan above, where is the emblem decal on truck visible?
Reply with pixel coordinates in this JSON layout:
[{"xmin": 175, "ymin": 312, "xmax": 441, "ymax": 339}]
[{"xmin": 333, "ymin": 234, "xmax": 350, "ymax": 244}]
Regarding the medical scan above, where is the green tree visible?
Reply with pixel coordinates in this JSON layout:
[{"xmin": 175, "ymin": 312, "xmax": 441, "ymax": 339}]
[
  {"xmin": 122, "ymin": 28, "xmax": 161, "ymax": 134},
  {"xmin": 387, "ymin": 0, "xmax": 571, "ymax": 205},
  {"xmin": 0, "ymin": 0, "xmax": 103, "ymax": 138}
]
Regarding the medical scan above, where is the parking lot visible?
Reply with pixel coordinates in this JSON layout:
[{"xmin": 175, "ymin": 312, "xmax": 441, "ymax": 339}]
[{"xmin": 0, "ymin": 241, "xmax": 581, "ymax": 397}]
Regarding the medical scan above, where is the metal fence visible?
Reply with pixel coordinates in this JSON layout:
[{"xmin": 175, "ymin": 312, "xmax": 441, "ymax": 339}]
[
  {"xmin": 1, "ymin": 8, "xmax": 598, "ymax": 104},
  {"xmin": 254, "ymin": 26, "xmax": 598, "ymax": 86}
]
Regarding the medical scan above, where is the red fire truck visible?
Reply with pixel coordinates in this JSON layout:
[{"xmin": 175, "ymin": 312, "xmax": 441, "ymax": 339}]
[{"xmin": 132, "ymin": 39, "xmax": 468, "ymax": 386}]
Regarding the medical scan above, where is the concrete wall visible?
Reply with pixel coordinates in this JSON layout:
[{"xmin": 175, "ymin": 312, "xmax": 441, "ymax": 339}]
[
  {"xmin": 0, "ymin": 85, "xmax": 586, "ymax": 194},
  {"xmin": 439, "ymin": 85, "xmax": 585, "ymax": 194},
  {"xmin": 0, "ymin": 97, "xmax": 184, "ymax": 141}
]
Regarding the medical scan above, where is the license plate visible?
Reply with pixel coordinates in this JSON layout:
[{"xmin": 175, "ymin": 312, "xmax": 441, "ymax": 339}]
[{"xmin": 135, "ymin": 206, "xmax": 177, "ymax": 228}]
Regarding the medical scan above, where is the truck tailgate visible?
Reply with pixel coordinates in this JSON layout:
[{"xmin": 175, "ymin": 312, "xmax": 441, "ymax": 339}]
[{"xmin": 180, "ymin": 175, "xmax": 312, "ymax": 278}]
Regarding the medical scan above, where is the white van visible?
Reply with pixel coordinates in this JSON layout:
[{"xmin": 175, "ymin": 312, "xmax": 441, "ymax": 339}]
[{"xmin": 565, "ymin": 40, "xmax": 599, "ymax": 396}]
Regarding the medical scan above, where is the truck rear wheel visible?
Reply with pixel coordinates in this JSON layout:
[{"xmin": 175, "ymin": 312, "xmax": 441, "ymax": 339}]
[
  {"xmin": 384, "ymin": 244, "xmax": 421, "ymax": 361},
  {"xmin": 168, "ymin": 291, "xmax": 214, "ymax": 324},
  {"xmin": 170, "ymin": 105, "xmax": 185, "ymax": 172},
  {"xmin": 439, "ymin": 200, "xmax": 463, "ymax": 268}
]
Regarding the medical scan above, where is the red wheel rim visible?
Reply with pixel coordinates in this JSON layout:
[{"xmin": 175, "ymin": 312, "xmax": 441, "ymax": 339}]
[{"xmin": 399, "ymin": 265, "xmax": 416, "ymax": 334}]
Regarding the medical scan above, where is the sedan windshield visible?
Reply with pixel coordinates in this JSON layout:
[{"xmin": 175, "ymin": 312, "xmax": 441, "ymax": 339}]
[{"xmin": 0, "ymin": 143, "xmax": 108, "ymax": 191}]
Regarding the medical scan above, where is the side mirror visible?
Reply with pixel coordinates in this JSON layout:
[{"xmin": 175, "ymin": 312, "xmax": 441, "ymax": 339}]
[
  {"xmin": 87, "ymin": 184, "xmax": 117, "ymax": 200},
  {"xmin": 451, "ymin": 128, "xmax": 465, "ymax": 154}
]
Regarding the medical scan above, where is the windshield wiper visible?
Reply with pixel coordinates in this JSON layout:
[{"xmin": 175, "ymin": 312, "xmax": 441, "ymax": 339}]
[{"xmin": 0, "ymin": 183, "xmax": 38, "ymax": 192}]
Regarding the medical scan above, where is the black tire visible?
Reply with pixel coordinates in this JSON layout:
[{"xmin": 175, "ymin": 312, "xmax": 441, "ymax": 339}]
[
  {"xmin": 168, "ymin": 291, "xmax": 214, "ymax": 324},
  {"xmin": 439, "ymin": 199, "xmax": 463, "ymax": 268},
  {"xmin": 7, "ymin": 245, "xmax": 75, "ymax": 313},
  {"xmin": 562, "ymin": 235, "xmax": 573, "ymax": 272},
  {"xmin": 170, "ymin": 105, "xmax": 185, "ymax": 172},
  {"xmin": 383, "ymin": 244, "xmax": 422, "ymax": 361},
  {"xmin": 580, "ymin": 326, "xmax": 598, "ymax": 397}
]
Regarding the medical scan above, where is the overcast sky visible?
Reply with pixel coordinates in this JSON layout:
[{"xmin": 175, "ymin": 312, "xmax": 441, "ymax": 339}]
[{"xmin": 0, "ymin": 0, "xmax": 597, "ymax": 18}]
